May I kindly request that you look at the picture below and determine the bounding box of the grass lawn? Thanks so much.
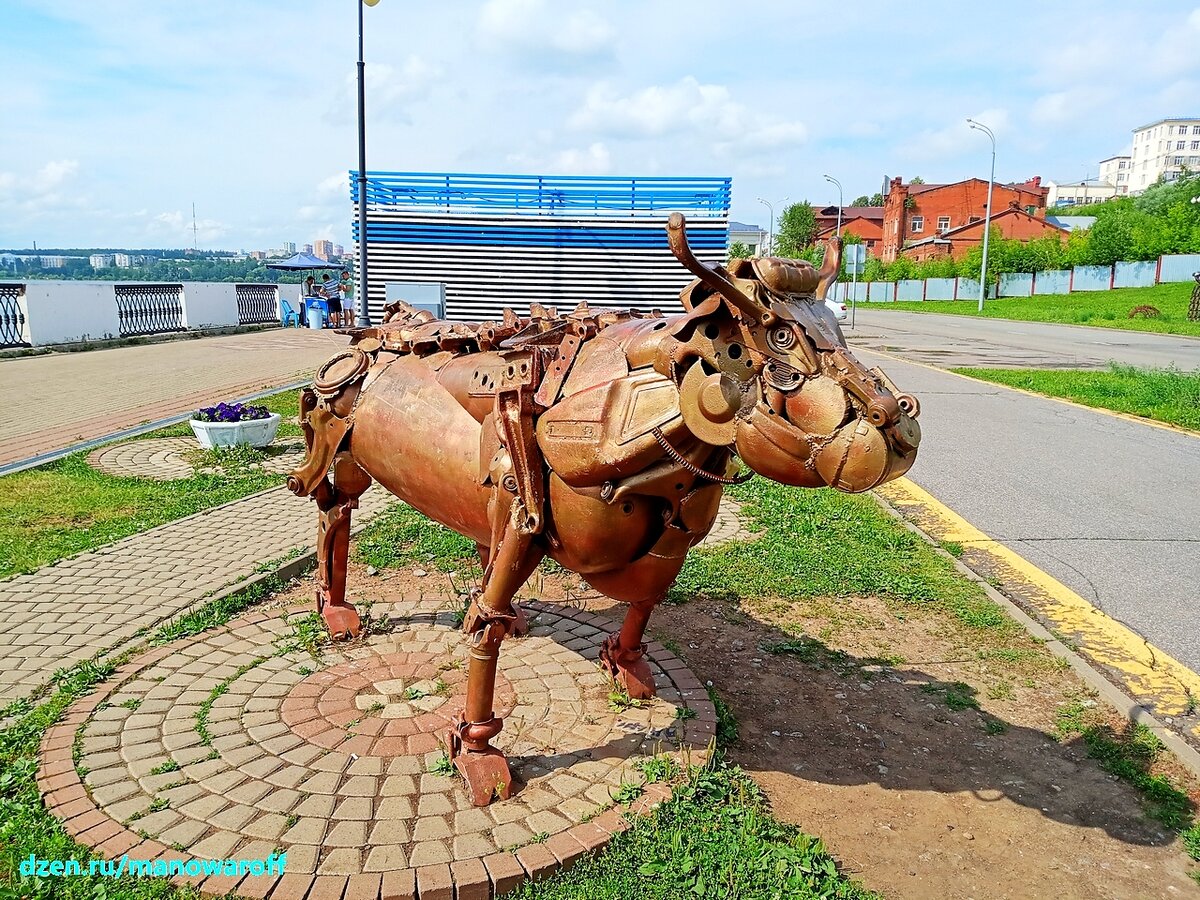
[0,388,302,578]
[877,282,1200,338]
[953,364,1200,431]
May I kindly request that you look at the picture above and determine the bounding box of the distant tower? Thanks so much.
[192,203,199,250]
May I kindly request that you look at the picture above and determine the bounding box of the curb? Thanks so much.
[868,490,1200,781]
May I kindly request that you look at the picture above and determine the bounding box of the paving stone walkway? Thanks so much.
[88,437,307,481]
[0,485,394,704]
[42,597,714,899]
[0,329,342,467]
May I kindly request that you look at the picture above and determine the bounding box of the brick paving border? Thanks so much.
[88,437,307,481]
[43,598,715,899]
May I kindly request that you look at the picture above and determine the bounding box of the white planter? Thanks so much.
[189,413,281,449]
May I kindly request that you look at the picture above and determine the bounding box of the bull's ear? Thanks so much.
[726,258,753,278]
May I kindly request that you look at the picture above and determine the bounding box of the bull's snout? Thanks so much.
[733,374,921,493]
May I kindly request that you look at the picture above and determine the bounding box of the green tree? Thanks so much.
[727,241,752,262]
[774,201,817,257]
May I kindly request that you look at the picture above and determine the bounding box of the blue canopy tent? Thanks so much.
[266,253,341,327]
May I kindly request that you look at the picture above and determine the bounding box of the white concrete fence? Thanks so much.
[0,281,303,348]
[836,252,1200,303]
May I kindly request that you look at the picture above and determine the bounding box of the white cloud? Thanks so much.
[478,0,615,59]
[329,57,441,125]
[570,77,807,159]
[149,210,228,243]
[508,142,612,175]
[895,109,1011,164]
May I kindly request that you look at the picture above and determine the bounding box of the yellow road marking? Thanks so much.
[857,345,1199,438]
[878,477,1200,732]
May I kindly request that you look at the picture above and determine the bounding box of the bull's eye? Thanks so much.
[767,326,795,352]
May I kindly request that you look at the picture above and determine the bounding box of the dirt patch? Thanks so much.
[283,560,1199,899]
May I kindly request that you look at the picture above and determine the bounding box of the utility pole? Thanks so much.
[355,0,382,328]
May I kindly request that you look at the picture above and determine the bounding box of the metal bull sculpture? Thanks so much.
[287,213,921,805]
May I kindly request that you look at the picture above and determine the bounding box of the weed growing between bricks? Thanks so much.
[0,573,301,899]
[503,754,878,900]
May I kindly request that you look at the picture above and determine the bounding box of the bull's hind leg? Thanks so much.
[314,452,372,639]
[599,602,658,701]
[451,500,544,806]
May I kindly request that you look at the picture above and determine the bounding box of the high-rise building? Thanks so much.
[333,244,345,259]
[284,242,296,253]
[313,240,334,261]
[1129,117,1200,192]
[114,253,135,267]
[303,243,313,255]
[89,254,114,268]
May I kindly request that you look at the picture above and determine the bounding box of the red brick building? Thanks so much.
[813,205,884,235]
[813,215,884,255]
[880,176,1049,262]
[902,203,1067,262]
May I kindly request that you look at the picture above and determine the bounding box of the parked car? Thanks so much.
[825,298,848,322]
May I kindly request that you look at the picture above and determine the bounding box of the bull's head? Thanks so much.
[663,213,920,493]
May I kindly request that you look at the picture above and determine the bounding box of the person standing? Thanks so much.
[320,273,343,327]
[340,270,355,324]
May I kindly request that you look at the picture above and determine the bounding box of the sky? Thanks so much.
[1,0,1198,251]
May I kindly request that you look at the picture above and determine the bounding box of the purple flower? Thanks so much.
[193,402,273,423]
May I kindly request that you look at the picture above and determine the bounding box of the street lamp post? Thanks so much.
[823,174,843,237]
[355,0,381,329]
[755,197,774,256]
[967,118,996,313]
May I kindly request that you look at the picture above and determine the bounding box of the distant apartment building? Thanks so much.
[40,256,67,268]
[333,244,345,259]
[728,221,767,255]
[1097,155,1132,195]
[1129,117,1200,192]
[1046,179,1119,207]
[303,243,313,255]
[880,176,1049,262]
[249,251,267,261]
[89,254,114,268]
[313,240,334,260]
[113,253,136,267]
[284,242,297,254]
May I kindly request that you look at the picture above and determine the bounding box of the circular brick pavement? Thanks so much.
[88,437,306,481]
[41,597,715,899]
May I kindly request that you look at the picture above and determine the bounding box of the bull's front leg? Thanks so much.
[314,452,372,639]
[450,494,544,806]
[600,602,657,700]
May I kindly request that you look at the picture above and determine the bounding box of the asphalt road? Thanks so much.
[850,343,1200,672]
[846,308,1200,370]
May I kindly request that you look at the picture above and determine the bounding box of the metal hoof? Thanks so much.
[599,634,657,700]
[320,601,361,640]
[452,746,514,806]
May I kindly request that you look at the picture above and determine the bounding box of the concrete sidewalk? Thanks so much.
[0,485,394,704]
[0,329,344,467]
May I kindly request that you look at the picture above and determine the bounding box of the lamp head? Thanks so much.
[363,0,382,6]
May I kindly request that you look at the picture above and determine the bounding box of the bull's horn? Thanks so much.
[667,213,774,325]
[816,235,843,301]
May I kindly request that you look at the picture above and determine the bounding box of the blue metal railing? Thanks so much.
[349,172,732,217]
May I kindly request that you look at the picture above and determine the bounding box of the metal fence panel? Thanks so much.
[1034,270,1070,295]
[0,284,29,348]
[956,278,981,300]
[924,278,956,300]
[842,282,868,303]
[867,282,893,302]
[235,284,280,324]
[113,284,185,337]
[1113,261,1156,289]
[1072,265,1112,291]
[1157,254,1200,283]
[896,280,924,301]
[999,273,1034,297]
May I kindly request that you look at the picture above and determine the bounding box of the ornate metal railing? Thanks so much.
[235,284,279,325]
[0,284,29,348]
[114,284,185,337]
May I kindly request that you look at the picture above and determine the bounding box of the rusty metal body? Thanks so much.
[288,214,921,805]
